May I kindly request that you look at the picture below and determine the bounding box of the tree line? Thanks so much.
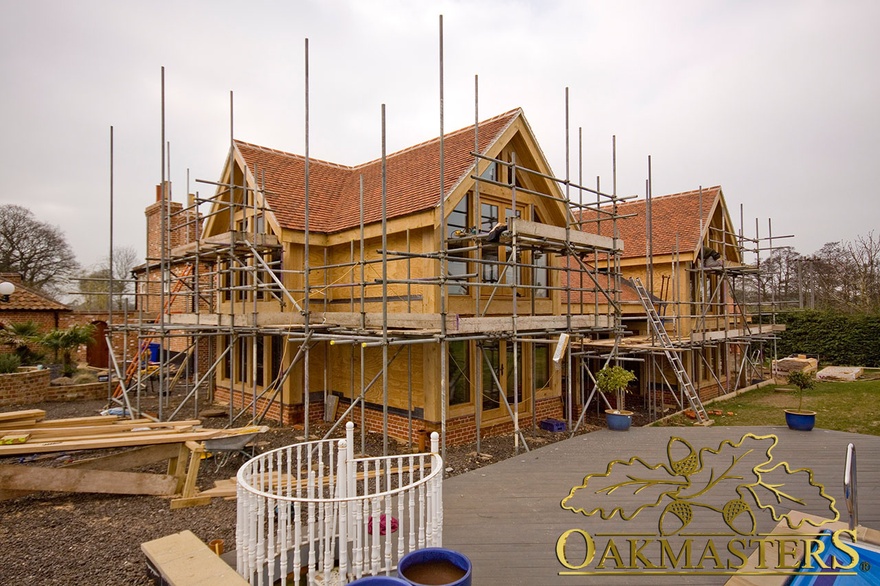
[747,231,880,315]
[0,204,136,309]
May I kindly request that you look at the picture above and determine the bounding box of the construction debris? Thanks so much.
[817,366,864,382]
[772,354,819,377]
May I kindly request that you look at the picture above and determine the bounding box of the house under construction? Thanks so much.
[572,186,785,427]
[116,105,784,452]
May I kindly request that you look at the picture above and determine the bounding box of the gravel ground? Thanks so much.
[0,393,613,585]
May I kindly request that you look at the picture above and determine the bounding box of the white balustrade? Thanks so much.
[236,422,443,585]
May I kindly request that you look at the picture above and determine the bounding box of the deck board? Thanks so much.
[442,426,880,585]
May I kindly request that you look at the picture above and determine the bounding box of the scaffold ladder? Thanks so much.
[632,277,709,423]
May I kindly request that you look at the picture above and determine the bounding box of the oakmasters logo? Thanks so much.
[555,433,858,578]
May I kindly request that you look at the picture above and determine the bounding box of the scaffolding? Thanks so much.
[103,23,788,458]
[105,56,632,464]
[571,184,791,424]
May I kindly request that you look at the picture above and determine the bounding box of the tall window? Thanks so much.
[255,336,265,387]
[220,335,231,379]
[447,195,469,295]
[235,337,247,383]
[534,345,550,390]
[448,341,470,405]
[220,260,232,301]
[270,335,284,387]
[481,203,499,283]
[534,251,549,298]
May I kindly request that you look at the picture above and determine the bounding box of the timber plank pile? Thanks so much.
[0,409,225,456]
[0,408,266,504]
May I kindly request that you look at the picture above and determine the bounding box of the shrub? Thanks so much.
[0,353,21,374]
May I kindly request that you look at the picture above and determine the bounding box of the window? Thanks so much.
[447,195,469,295]
[270,335,284,387]
[220,335,231,379]
[481,203,499,282]
[535,345,550,390]
[448,341,470,406]
[220,261,232,301]
[480,161,497,182]
[255,336,265,387]
[534,252,549,298]
[235,337,247,383]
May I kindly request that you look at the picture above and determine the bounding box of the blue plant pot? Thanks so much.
[398,547,472,586]
[785,410,816,431]
[605,409,633,431]
[349,576,411,585]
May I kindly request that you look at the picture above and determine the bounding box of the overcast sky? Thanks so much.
[1,0,877,271]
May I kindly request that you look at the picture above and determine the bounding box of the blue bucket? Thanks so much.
[398,547,472,586]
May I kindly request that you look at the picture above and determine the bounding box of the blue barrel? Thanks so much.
[148,343,161,362]
[398,548,472,586]
[349,577,410,585]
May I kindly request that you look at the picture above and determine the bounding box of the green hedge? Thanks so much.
[774,310,880,367]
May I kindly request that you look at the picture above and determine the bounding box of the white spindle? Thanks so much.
[236,434,442,585]
[307,470,316,585]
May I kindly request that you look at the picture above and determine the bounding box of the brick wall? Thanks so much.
[0,369,106,408]
[0,369,50,407]
[40,381,107,403]
[0,310,64,333]
[214,386,307,425]
[213,387,564,447]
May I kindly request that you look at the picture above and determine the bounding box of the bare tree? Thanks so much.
[760,246,801,309]
[0,204,78,295]
[842,231,880,312]
[76,245,139,310]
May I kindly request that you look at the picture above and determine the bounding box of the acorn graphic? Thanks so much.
[722,498,756,535]
[667,437,700,476]
[659,499,693,535]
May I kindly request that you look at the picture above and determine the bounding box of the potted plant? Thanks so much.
[596,365,637,431]
[784,369,816,431]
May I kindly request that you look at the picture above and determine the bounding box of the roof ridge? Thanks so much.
[234,108,523,172]
[233,140,356,171]
[599,186,722,209]
[351,107,522,170]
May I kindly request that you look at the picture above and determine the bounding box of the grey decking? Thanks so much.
[442,426,880,585]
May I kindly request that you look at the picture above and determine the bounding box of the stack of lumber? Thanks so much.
[0,408,270,501]
[0,409,226,457]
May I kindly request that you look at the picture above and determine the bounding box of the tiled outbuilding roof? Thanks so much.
[0,273,70,312]
[234,109,522,233]
[578,186,722,259]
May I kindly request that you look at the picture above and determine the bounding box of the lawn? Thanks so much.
[652,370,880,435]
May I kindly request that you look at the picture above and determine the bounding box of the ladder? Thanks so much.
[113,263,194,399]
[632,277,709,423]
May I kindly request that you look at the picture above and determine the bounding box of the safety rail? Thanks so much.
[236,422,443,585]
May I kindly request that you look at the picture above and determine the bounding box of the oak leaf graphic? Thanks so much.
[560,433,839,535]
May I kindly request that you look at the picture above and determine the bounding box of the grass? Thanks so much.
[652,370,880,435]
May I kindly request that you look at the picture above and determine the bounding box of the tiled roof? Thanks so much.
[578,186,722,259]
[0,273,70,312]
[234,109,522,233]
[561,268,652,308]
